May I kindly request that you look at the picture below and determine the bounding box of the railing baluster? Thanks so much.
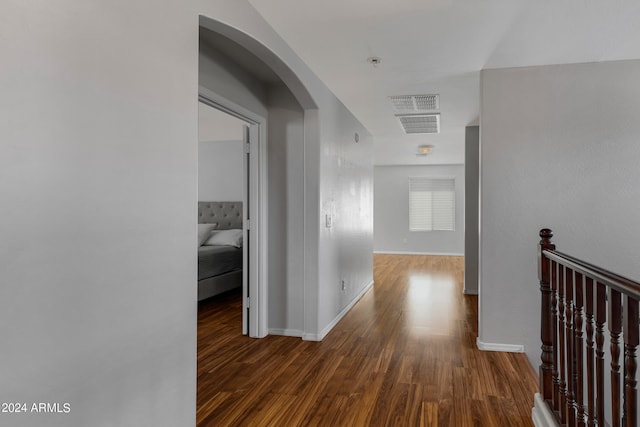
[552,260,561,414]
[559,264,568,424]
[566,267,576,426]
[596,282,606,427]
[623,296,639,427]
[574,271,585,427]
[585,276,596,427]
[610,289,622,427]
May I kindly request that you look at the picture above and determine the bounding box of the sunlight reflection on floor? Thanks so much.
[406,273,457,337]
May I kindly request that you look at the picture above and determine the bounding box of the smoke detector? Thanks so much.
[367,56,382,66]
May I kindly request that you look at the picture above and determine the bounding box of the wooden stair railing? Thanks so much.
[539,229,640,427]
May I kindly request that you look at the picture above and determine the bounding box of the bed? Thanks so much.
[197,201,243,301]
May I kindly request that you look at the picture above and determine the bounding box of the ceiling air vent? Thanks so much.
[389,94,439,113]
[397,114,440,134]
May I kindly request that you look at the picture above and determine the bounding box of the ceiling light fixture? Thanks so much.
[416,145,434,156]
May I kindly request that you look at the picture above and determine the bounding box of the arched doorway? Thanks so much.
[198,16,318,338]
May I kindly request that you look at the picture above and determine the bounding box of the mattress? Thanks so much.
[198,245,243,281]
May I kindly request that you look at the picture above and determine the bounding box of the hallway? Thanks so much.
[197,254,538,426]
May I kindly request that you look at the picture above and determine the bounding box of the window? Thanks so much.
[409,177,455,231]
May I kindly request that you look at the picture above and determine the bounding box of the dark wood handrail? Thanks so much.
[543,249,640,299]
[538,228,640,427]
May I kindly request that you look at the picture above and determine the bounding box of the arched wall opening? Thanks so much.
[198,15,319,337]
[199,15,318,111]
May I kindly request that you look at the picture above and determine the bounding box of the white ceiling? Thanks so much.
[248,0,640,165]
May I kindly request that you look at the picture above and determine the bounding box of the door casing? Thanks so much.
[199,88,268,338]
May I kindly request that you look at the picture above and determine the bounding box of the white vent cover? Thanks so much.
[389,94,439,113]
[398,114,440,134]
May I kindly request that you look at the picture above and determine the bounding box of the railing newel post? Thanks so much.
[539,228,556,405]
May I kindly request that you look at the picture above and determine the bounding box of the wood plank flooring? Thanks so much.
[197,254,539,426]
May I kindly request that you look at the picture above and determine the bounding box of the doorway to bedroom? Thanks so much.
[197,98,261,336]
[197,17,313,343]
[197,100,245,330]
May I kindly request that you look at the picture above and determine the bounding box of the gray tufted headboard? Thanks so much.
[198,201,243,230]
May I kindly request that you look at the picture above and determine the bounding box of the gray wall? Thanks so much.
[317,105,374,336]
[374,164,465,255]
[198,141,243,202]
[480,59,640,367]
[0,1,374,425]
[266,84,305,334]
[464,126,480,294]
[199,41,268,117]
[0,1,199,426]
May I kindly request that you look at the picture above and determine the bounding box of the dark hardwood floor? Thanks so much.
[197,254,539,426]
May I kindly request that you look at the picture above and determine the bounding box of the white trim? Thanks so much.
[477,107,484,358]
[303,280,375,342]
[269,329,303,338]
[532,393,559,427]
[301,332,321,341]
[302,109,320,343]
[476,338,525,353]
[463,277,479,295]
[198,88,261,126]
[375,163,465,167]
[198,87,268,339]
[255,121,269,339]
[373,251,464,256]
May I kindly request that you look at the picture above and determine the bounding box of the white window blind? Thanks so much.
[409,177,455,231]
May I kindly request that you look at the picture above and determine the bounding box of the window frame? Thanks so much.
[408,177,456,232]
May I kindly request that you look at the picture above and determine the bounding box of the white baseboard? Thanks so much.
[532,393,559,427]
[301,332,321,341]
[269,328,303,338]
[476,337,525,353]
[303,279,375,342]
[374,251,464,256]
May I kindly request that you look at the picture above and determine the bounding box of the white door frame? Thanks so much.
[198,87,268,338]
